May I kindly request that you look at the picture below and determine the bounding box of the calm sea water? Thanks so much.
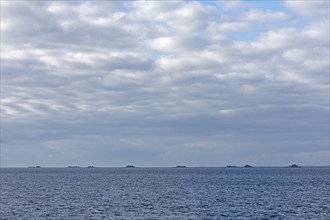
[0,167,329,219]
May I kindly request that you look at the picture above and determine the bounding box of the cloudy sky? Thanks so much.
[1,0,329,167]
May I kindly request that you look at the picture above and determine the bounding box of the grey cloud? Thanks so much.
[1,1,329,167]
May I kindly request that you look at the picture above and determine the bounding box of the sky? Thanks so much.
[1,0,329,167]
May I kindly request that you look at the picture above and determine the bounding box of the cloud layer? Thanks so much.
[1,0,329,167]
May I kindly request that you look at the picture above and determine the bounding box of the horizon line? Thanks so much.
[1,165,329,168]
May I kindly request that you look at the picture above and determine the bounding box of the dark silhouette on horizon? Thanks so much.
[175,165,187,168]
[288,164,301,168]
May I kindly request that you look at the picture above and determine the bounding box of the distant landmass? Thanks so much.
[175,165,187,168]
[226,165,253,168]
[288,164,301,168]
[23,164,310,169]
[67,166,80,168]
[28,166,41,168]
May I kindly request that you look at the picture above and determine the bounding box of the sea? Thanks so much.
[0,167,329,219]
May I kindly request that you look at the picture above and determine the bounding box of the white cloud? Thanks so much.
[208,21,250,33]
[245,9,288,21]
[132,1,214,33]
[220,1,244,10]
[252,28,300,50]
[149,37,177,51]
[302,20,329,43]
[1,1,329,166]
[284,0,329,16]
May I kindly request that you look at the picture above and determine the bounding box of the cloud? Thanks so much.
[245,9,288,22]
[220,1,244,10]
[1,1,329,167]
[284,0,329,16]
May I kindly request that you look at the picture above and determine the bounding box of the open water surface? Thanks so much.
[0,167,329,219]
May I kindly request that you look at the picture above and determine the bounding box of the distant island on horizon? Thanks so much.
[17,164,330,169]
